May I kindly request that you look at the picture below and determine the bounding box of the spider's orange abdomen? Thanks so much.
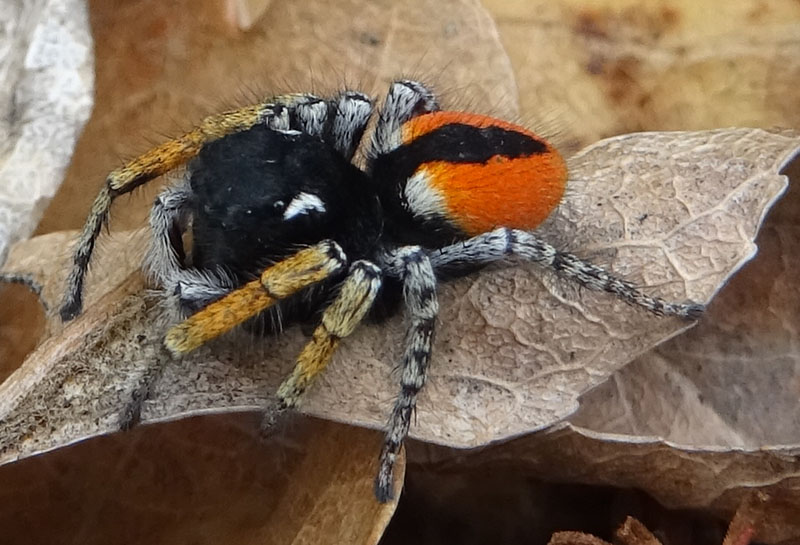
[399,111,567,236]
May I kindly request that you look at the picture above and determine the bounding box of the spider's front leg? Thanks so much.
[375,246,439,501]
[430,227,704,319]
[276,260,382,408]
[164,241,347,354]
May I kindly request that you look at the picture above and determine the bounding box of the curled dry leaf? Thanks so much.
[548,531,613,545]
[545,499,763,545]
[614,517,662,545]
[545,517,662,545]
[434,423,800,545]
[471,1,800,542]
[537,155,800,545]
[0,128,794,467]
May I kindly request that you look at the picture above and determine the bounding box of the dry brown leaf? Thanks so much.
[572,162,800,446]
[0,0,93,260]
[722,494,767,545]
[545,509,759,545]
[2,1,799,541]
[427,422,800,545]
[485,0,800,148]
[549,531,614,545]
[545,517,661,545]
[615,517,662,545]
[513,160,800,545]
[0,415,403,545]
[1,128,794,468]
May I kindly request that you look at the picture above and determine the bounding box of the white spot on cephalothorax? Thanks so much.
[403,169,447,220]
[274,128,302,136]
[283,192,326,220]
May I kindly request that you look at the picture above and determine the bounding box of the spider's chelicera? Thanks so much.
[60,80,703,501]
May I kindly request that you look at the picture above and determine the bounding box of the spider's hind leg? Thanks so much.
[375,246,438,501]
[430,227,704,319]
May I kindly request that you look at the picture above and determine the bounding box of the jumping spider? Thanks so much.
[61,80,703,501]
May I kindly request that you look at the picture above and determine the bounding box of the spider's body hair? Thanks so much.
[62,80,705,503]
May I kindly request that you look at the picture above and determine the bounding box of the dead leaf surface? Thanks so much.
[0,0,93,260]
[496,152,800,545]
[486,0,800,149]
[546,507,763,545]
[572,162,800,448]
[458,3,800,541]
[3,1,798,544]
[1,128,794,467]
[0,415,402,545]
[407,424,795,543]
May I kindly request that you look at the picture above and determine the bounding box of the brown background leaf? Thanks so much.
[0,415,403,545]
[486,0,800,148]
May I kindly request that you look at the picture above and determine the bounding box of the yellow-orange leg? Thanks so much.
[164,241,346,355]
[59,95,314,321]
[277,260,382,407]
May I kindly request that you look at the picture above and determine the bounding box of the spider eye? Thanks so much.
[282,192,326,220]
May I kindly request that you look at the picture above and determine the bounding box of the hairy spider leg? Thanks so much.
[145,180,236,314]
[288,90,373,160]
[375,246,438,501]
[164,240,347,354]
[429,227,704,319]
[277,260,382,407]
[145,179,193,287]
[60,93,326,322]
[328,91,373,160]
[371,80,440,158]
